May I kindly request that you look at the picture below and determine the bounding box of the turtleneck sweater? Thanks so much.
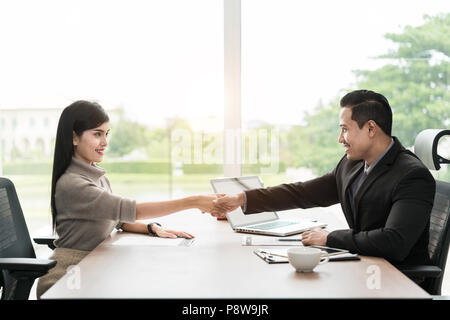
[54,157,136,251]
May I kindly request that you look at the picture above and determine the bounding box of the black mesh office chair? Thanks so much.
[0,177,56,300]
[398,129,450,296]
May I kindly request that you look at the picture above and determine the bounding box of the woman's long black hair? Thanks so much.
[51,100,109,232]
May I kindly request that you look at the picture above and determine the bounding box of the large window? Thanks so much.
[0,0,224,234]
[1,0,448,222]
[241,0,449,183]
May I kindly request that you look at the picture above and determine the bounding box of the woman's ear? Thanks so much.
[73,131,79,147]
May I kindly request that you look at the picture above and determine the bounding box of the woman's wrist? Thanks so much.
[186,195,200,209]
[147,222,161,236]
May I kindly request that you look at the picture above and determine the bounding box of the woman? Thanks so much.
[37,100,217,298]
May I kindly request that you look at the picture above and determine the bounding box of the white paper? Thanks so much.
[241,235,303,246]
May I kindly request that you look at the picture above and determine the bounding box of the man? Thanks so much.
[211,89,436,266]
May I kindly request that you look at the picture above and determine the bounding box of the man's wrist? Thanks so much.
[238,192,245,208]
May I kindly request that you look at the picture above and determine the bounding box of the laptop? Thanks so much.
[210,176,327,236]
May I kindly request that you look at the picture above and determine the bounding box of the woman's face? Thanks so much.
[73,122,110,164]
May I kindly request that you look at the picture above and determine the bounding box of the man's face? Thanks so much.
[338,107,371,161]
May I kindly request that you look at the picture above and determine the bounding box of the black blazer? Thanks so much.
[244,137,436,265]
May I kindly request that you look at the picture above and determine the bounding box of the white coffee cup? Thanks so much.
[287,247,329,272]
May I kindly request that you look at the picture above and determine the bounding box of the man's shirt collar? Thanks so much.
[364,138,394,175]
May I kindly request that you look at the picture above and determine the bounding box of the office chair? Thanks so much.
[33,237,57,250]
[398,129,450,296]
[0,177,57,300]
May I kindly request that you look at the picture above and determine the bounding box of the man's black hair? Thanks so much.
[340,89,392,136]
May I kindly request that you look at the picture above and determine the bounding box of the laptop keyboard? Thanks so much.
[246,220,297,230]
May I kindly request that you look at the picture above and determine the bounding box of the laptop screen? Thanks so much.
[210,176,278,228]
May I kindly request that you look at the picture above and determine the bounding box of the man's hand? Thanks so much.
[195,194,225,213]
[208,193,245,218]
[301,228,329,246]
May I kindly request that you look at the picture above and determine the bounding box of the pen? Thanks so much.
[278,239,302,242]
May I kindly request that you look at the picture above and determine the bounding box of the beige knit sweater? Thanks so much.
[54,156,136,251]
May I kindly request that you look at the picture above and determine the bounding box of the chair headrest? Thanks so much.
[414,129,450,170]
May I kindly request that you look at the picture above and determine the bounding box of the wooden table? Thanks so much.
[41,208,430,299]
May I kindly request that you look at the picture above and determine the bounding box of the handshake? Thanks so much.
[195,193,246,218]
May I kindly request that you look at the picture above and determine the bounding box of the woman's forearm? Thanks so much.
[135,196,198,220]
[121,221,148,234]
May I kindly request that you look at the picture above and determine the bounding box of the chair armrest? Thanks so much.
[33,237,57,250]
[0,258,57,273]
[397,265,442,278]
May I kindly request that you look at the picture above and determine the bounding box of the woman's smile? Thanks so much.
[95,148,105,156]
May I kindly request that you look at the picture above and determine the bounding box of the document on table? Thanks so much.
[111,235,194,247]
[254,248,289,263]
[254,247,360,264]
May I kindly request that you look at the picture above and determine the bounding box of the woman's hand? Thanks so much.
[210,193,244,218]
[151,224,194,239]
[194,194,225,213]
